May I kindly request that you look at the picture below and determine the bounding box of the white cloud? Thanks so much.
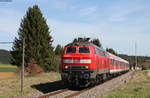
[108,1,148,22]
[0,8,22,50]
[47,17,150,56]
[0,8,21,33]
[49,0,77,11]
[47,19,100,45]
[79,6,98,17]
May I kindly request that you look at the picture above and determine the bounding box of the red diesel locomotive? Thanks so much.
[61,42,129,87]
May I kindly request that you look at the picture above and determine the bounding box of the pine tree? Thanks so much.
[11,5,54,72]
[106,48,117,56]
[54,44,63,55]
[90,38,102,47]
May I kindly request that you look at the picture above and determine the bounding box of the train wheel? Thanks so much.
[96,75,99,85]
[90,79,96,87]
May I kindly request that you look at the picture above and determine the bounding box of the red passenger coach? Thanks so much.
[108,53,129,74]
[60,42,129,87]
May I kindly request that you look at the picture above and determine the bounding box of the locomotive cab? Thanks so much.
[61,42,97,87]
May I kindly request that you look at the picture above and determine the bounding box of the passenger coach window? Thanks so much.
[66,47,76,53]
[79,47,90,53]
[94,47,106,57]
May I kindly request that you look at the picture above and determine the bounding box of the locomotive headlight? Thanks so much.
[85,66,89,69]
[80,59,91,63]
[65,65,68,69]
[63,59,73,63]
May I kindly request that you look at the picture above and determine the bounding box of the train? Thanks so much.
[60,41,129,87]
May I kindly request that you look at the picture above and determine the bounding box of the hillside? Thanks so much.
[0,49,11,64]
[119,54,150,62]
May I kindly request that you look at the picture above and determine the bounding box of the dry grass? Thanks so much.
[0,64,17,68]
[0,72,17,79]
[0,72,61,98]
[146,70,150,77]
[103,71,150,98]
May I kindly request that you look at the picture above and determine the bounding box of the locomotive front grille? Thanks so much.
[68,65,87,70]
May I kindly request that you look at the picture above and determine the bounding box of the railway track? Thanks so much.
[39,89,69,98]
[38,71,133,98]
[38,87,89,98]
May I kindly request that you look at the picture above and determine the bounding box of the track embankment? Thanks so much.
[75,71,133,98]
[38,71,133,98]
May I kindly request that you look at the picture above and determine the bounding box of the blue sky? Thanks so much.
[0,0,150,56]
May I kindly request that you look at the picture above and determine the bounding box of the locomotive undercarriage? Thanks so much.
[61,70,110,87]
[61,70,129,87]
[61,68,129,87]
[61,70,96,87]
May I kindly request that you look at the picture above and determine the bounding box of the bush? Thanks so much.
[52,55,61,72]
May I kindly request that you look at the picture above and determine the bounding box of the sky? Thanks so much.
[0,0,150,56]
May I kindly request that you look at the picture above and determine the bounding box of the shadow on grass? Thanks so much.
[31,80,86,94]
[31,80,67,94]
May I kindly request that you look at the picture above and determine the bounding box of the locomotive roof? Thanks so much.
[108,52,129,64]
[66,42,128,63]
[66,42,104,49]
[67,42,95,46]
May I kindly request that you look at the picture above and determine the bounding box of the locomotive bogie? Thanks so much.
[61,70,97,87]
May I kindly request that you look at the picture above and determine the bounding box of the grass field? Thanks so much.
[0,72,61,98]
[102,71,150,98]
[0,64,18,72]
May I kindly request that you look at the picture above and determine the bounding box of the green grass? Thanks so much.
[0,68,18,72]
[102,71,150,98]
[0,64,13,66]
[0,64,18,72]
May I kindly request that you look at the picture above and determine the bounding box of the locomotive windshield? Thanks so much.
[79,47,90,53]
[66,47,76,53]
